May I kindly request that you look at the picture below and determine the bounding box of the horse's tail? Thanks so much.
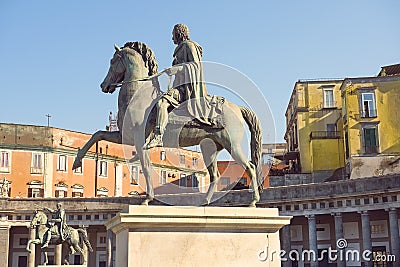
[240,106,263,192]
[77,227,93,252]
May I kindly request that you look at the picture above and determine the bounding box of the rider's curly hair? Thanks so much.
[173,24,190,42]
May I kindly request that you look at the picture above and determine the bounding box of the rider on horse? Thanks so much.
[41,202,68,248]
[144,24,217,149]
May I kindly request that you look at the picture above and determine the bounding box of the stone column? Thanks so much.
[55,243,62,265]
[389,208,400,267]
[107,229,113,267]
[0,225,11,267]
[334,213,345,267]
[280,225,291,267]
[361,211,373,267]
[28,226,36,267]
[307,215,318,267]
[82,235,88,265]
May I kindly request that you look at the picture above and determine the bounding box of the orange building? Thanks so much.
[217,161,270,190]
[0,123,207,199]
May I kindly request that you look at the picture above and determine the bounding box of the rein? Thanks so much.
[110,68,170,89]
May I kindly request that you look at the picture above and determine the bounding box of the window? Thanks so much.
[99,160,108,177]
[180,155,185,165]
[19,238,28,246]
[187,174,198,188]
[57,155,67,172]
[238,177,247,185]
[160,170,167,185]
[71,184,84,197]
[192,157,198,166]
[179,173,186,187]
[363,126,379,153]
[97,234,107,247]
[360,92,377,118]
[323,88,335,108]
[97,187,108,197]
[73,160,83,174]
[27,180,43,198]
[0,151,10,172]
[28,188,42,198]
[130,166,139,185]
[74,255,81,265]
[31,153,43,174]
[220,177,230,186]
[55,190,67,198]
[160,151,166,161]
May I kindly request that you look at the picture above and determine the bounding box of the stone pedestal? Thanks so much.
[105,205,291,267]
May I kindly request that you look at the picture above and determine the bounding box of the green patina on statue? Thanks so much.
[72,24,263,207]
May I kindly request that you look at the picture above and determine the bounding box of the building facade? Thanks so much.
[0,123,208,267]
[284,79,345,182]
[341,74,400,178]
[0,123,207,199]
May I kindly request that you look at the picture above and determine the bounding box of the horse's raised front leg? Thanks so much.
[72,131,121,170]
[26,238,40,253]
[200,139,223,206]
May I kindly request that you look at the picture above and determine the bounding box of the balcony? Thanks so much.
[310,131,341,140]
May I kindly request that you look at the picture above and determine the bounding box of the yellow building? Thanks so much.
[285,79,345,182]
[341,64,400,178]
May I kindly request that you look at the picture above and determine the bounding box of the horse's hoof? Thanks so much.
[201,200,210,207]
[249,200,257,208]
[141,198,153,206]
[72,157,82,170]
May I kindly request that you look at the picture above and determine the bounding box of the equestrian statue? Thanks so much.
[72,24,263,207]
[26,204,93,265]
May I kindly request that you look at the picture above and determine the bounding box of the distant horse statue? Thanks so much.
[26,210,93,265]
[72,41,263,207]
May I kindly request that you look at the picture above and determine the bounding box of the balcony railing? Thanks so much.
[360,109,377,118]
[310,131,341,140]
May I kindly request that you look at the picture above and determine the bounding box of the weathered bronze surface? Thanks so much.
[73,24,263,207]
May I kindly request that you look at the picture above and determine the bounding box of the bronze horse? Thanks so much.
[72,42,263,206]
[26,210,93,265]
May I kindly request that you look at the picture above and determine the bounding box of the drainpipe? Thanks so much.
[95,142,98,197]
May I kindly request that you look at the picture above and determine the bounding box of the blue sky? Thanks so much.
[0,1,399,143]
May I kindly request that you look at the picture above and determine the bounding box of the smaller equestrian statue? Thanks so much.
[26,204,93,265]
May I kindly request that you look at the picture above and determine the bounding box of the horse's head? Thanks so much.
[31,210,47,228]
[100,44,126,94]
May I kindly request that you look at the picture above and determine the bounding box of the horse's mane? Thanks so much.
[123,41,158,76]
[123,42,161,90]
